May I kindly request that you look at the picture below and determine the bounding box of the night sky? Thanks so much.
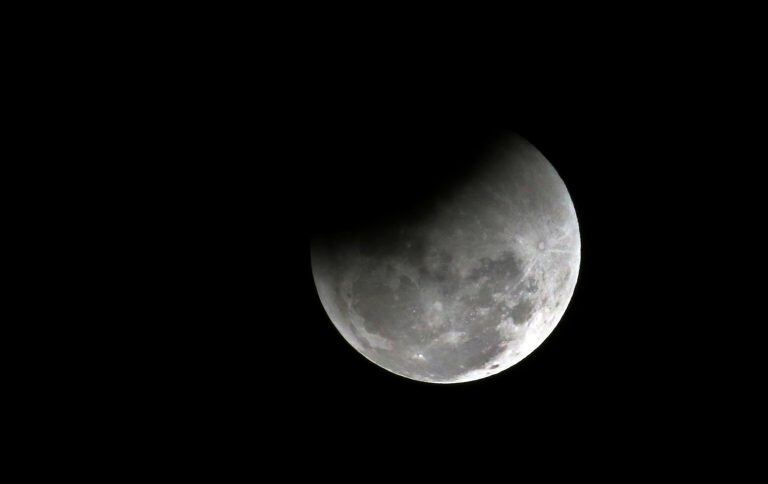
[134,40,748,456]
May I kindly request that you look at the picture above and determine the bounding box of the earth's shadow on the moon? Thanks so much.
[309,126,518,240]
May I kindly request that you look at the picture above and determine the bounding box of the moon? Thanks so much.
[311,134,580,383]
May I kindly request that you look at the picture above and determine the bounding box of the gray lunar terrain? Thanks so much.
[311,135,580,383]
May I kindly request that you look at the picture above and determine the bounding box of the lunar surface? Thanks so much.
[311,134,580,383]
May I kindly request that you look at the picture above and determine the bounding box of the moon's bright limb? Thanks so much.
[311,134,580,383]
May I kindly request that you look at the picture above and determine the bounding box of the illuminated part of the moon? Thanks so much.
[311,134,580,383]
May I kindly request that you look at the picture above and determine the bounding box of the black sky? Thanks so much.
[130,25,760,455]
[183,74,711,437]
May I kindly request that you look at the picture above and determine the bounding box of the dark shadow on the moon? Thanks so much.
[307,126,519,241]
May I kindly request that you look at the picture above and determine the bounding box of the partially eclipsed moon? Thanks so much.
[311,134,580,383]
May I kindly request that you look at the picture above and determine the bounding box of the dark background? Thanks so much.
[122,24,760,457]
[13,6,761,474]
[175,74,716,442]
